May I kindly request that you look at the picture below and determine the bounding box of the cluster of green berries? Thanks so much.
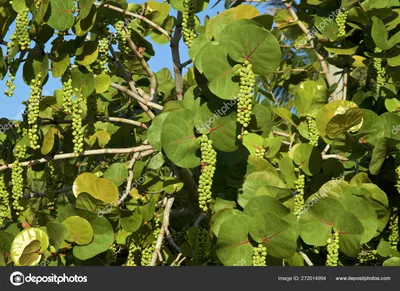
[335,9,348,37]
[182,0,197,48]
[126,241,140,266]
[34,0,42,10]
[15,8,30,50]
[388,207,399,250]
[27,73,42,150]
[140,218,161,266]
[104,243,118,266]
[306,113,319,146]
[72,89,84,157]
[98,37,109,74]
[293,168,305,218]
[357,249,377,265]
[236,60,255,139]
[255,147,266,158]
[192,227,211,265]
[61,71,73,114]
[197,134,217,212]
[115,21,129,57]
[326,231,340,266]
[373,47,385,95]
[312,246,320,254]
[4,72,16,97]
[0,172,11,227]
[252,244,267,266]
[12,145,27,215]
[396,166,400,194]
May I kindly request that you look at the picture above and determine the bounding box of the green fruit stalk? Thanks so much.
[252,244,267,266]
[182,0,197,48]
[326,231,340,266]
[388,207,399,250]
[27,73,42,150]
[0,171,11,227]
[197,134,217,212]
[306,113,319,146]
[72,88,85,157]
[11,145,27,215]
[336,9,348,37]
[294,168,305,218]
[237,60,255,139]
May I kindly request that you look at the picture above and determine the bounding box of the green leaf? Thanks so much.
[294,80,327,115]
[249,212,298,259]
[336,210,364,258]
[325,107,364,138]
[293,143,322,176]
[219,19,282,75]
[299,197,343,246]
[215,215,253,266]
[46,222,68,251]
[148,113,169,151]
[383,257,400,266]
[73,173,119,204]
[120,209,143,233]
[94,74,111,93]
[11,228,49,266]
[371,16,389,50]
[62,216,94,245]
[160,109,201,168]
[48,0,75,31]
[71,66,95,97]
[195,43,239,99]
[104,163,128,187]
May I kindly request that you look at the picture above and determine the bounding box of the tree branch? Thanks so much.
[42,116,148,129]
[298,251,314,266]
[94,2,171,40]
[0,145,155,172]
[150,197,175,266]
[124,28,158,104]
[281,1,334,92]
[170,11,184,101]
[111,82,163,111]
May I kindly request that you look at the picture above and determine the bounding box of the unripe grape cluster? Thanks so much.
[115,21,129,57]
[0,172,11,227]
[34,0,42,10]
[236,60,255,139]
[12,145,27,215]
[374,47,385,95]
[27,73,42,150]
[182,0,197,48]
[357,249,377,265]
[396,166,400,194]
[293,168,305,218]
[388,207,399,250]
[335,9,348,37]
[105,243,118,266]
[326,231,340,266]
[306,113,319,146]
[197,134,217,212]
[5,72,16,97]
[16,8,30,50]
[62,71,73,114]
[126,241,140,266]
[72,89,84,157]
[140,218,161,266]
[252,244,267,266]
[98,37,109,74]
[255,147,266,158]
[192,227,211,265]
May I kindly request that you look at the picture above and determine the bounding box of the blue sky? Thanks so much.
[0,1,262,119]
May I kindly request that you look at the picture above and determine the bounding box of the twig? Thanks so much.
[42,116,148,129]
[322,154,349,161]
[194,212,206,227]
[289,133,296,150]
[170,11,184,100]
[150,197,175,266]
[164,225,181,252]
[171,253,184,266]
[22,186,72,198]
[298,251,314,266]
[94,2,171,40]
[322,144,330,155]
[272,131,290,138]
[0,145,155,172]
[124,28,158,104]
[181,59,193,68]
[170,207,194,216]
[281,1,334,92]
[111,82,163,111]
[343,71,348,100]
